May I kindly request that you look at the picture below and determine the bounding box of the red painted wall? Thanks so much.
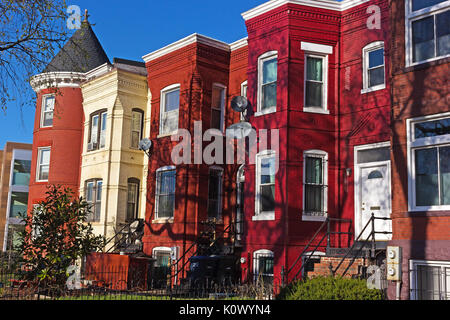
[28,87,84,213]
[241,0,390,283]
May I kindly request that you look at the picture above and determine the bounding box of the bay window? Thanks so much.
[41,95,55,128]
[85,179,102,222]
[155,166,176,220]
[254,150,276,220]
[160,84,180,136]
[131,109,144,149]
[88,110,107,151]
[257,51,278,115]
[408,113,450,210]
[406,0,450,65]
[211,84,226,131]
[207,167,223,219]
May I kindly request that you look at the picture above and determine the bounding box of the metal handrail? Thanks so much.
[104,219,143,253]
[285,217,353,283]
[333,213,392,277]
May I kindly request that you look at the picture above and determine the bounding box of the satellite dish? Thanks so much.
[226,122,254,140]
[231,96,249,113]
[138,138,152,152]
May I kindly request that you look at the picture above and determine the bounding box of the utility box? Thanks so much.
[386,246,402,281]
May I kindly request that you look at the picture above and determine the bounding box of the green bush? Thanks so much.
[277,276,384,300]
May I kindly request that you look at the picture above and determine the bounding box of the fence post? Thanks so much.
[371,213,376,258]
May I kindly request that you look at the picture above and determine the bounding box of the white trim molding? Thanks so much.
[230,37,248,51]
[301,42,333,55]
[242,0,370,21]
[409,259,450,300]
[30,72,86,93]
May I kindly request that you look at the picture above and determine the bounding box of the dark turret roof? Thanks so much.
[44,17,110,73]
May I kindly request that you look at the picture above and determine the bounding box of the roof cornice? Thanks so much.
[241,0,370,21]
[142,33,231,63]
[230,37,248,51]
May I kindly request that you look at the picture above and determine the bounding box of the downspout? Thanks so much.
[284,27,291,283]
[337,14,342,241]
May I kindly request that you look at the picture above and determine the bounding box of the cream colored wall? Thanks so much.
[80,68,150,245]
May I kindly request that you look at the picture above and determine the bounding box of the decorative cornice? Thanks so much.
[30,72,86,93]
[241,0,370,21]
[230,37,248,51]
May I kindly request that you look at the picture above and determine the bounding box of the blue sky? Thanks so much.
[0,0,264,147]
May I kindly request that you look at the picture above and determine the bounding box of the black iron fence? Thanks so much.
[0,253,279,301]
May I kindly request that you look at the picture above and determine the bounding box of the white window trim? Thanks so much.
[159,84,180,137]
[36,147,51,182]
[405,0,450,67]
[253,249,274,280]
[302,150,328,222]
[154,165,176,222]
[40,94,55,128]
[207,166,224,220]
[410,259,450,300]
[407,112,450,212]
[211,83,227,132]
[256,51,278,117]
[254,150,276,221]
[361,41,386,93]
[303,51,330,114]
[240,81,248,121]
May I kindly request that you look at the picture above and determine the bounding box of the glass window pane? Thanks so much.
[305,185,324,214]
[305,81,323,107]
[161,111,179,134]
[306,57,323,81]
[415,117,450,139]
[165,89,180,112]
[39,165,49,181]
[417,265,441,300]
[91,115,99,143]
[440,146,450,205]
[9,192,28,218]
[132,112,142,131]
[211,108,222,130]
[44,96,55,111]
[86,182,94,202]
[369,48,384,68]
[357,147,391,164]
[261,157,276,184]
[261,185,275,212]
[262,83,277,110]
[415,148,439,206]
[305,157,323,184]
[436,10,450,57]
[412,0,446,11]
[412,16,436,62]
[263,58,277,84]
[369,66,385,87]
[96,181,103,201]
[43,112,53,127]
[40,149,50,165]
[158,194,175,218]
[13,160,31,186]
[212,87,224,110]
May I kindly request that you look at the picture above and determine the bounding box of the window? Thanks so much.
[9,192,28,218]
[410,260,450,300]
[253,250,274,284]
[152,247,174,285]
[127,178,140,222]
[155,167,176,220]
[303,150,328,221]
[85,179,102,222]
[160,84,180,136]
[12,159,31,186]
[88,110,107,151]
[301,41,332,113]
[41,95,54,128]
[211,84,226,131]
[254,151,276,220]
[131,109,144,149]
[257,51,278,115]
[408,113,450,210]
[362,42,386,92]
[406,0,450,65]
[305,55,326,109]
[36,147,51,182]
[207,167,223,219]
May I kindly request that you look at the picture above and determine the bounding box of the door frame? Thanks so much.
[354,142,392,240]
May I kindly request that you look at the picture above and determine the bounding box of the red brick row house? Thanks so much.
[26,0,449,299]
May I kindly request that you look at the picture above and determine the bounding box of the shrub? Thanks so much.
[277,276,384,300]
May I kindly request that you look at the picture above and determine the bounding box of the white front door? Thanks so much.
[357,162,392,241]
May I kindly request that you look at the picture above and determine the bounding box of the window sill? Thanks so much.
[254,107,276,117]
[302,215,327,222]
[303,107,330,115]
[152,217,174,224]
[252,212,275,221]
[361,85,386,94]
